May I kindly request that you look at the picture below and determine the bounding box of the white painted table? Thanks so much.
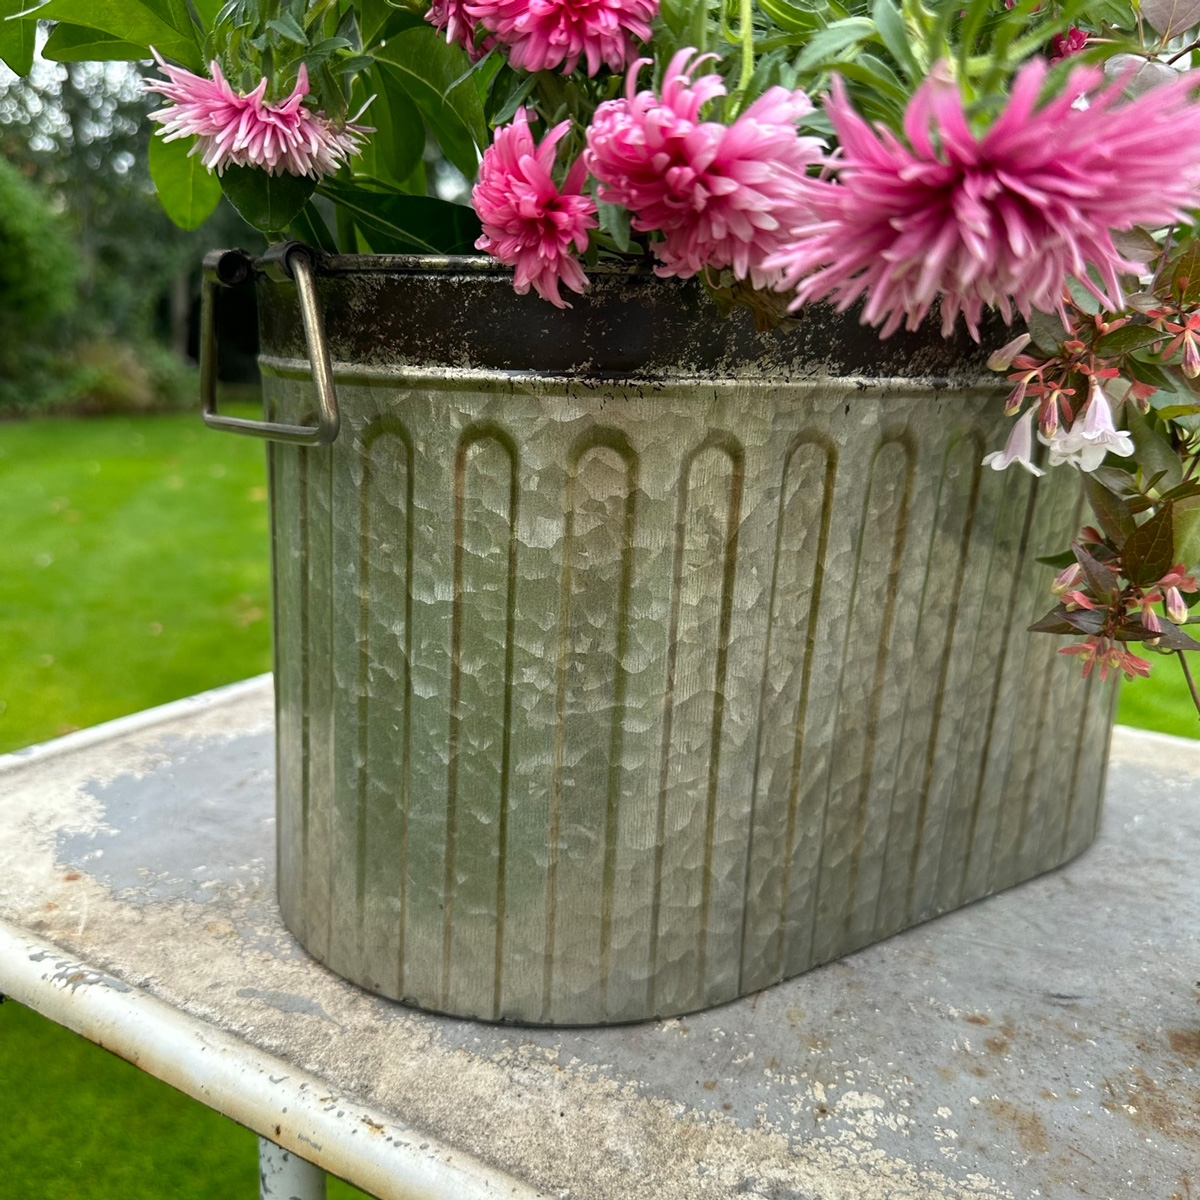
[1,676,1197,1199]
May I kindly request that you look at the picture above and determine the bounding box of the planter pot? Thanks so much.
[214,250,1116,1026]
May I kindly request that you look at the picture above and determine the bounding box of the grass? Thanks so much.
[0,406,1197,1199]
[0,406,273,754]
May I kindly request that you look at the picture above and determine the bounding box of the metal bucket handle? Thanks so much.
[199,242,340,446]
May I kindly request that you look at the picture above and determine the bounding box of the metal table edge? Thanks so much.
[0,675,274,777]
[0,917,547,1200]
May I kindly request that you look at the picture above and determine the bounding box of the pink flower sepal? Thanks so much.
[1060,637,1152,681]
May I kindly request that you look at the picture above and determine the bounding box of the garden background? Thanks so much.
[0,46,1189,1200]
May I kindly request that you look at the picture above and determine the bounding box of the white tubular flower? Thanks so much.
[1042,378,1134,472]
[982,407,1045,476]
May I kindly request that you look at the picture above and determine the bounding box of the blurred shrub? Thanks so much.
[0,155,76,344]
[57,339,198,414]
[0,58,261,416]
[0,339,197,416]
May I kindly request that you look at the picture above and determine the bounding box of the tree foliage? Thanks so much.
[0,153,76,340]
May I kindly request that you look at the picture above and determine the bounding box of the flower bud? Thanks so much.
[1004,378,1028,415]
[1141,602,1162,633]
[988,333,1032,372]
[1051,563,1082,595]
[1166,585,1188,625]
[1039,400,1059,438]
[1184,334,1200,380]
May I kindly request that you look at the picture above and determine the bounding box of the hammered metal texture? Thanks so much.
[258,258,1116,1026]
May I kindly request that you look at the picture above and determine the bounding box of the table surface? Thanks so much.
[1,676,1197,1200]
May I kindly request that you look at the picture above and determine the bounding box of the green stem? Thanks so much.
[738,0,755,95]
[334,165,355,252]
[1179,651,1200,722]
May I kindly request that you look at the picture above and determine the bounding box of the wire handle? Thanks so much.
[199,242,340,446]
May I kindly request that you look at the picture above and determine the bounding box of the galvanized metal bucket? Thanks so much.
[202,246,1116,1026]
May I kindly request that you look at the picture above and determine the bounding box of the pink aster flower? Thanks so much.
[584,50,823,288]
[146,53,367,178]
[766,59,1200,338]
[472,109,598,307]
[426,0,496,59]
[467,0,658,75]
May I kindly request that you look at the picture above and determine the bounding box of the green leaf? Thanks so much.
[1089,465,1141,497]
[42,23,150,61]
[794,17,877,72]
[1123,504,1177,587]
[354,65,425,187]
[1174,496,1200,570]
[148,134,222,230]
[1026,308,1070,355]
[267,12,307,43]
[596,199,631,253]
[288,201,339,253]
[1084,473,1137,546]
[487,66,538,127]
[1126,405,1184,492]
[1127,357,1172,389]
[872,0,919,78]
[31,0,203,69]
[191,0,224,31]
[1154,403,1200,419]
[221,166,317,233]
[1093,324,1168,356]
[1158,477,1200,502]
[1036,550,1079,569]
[759,0,823,33]
[1169,239,1200,304]
[0,0,36,73]
[361,3,426,47]
[374,28,486,181]
[319,178,481,253]
[1111,226,1162,265]
[831,56,908,103]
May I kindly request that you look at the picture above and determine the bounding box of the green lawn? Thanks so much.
[0,408,1196,1200]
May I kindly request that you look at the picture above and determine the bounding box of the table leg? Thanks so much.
[259,1136,327,1200]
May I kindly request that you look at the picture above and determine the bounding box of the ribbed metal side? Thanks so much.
[264,364,1114,1026]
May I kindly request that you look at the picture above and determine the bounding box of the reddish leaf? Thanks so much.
[1029,606,1106,636]
[1072,541,1120,604]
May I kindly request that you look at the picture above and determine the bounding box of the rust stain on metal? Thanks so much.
[1167,1028,1200,1068]
[983,1099,1050,1155]
[1102,1067,1200,1148]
